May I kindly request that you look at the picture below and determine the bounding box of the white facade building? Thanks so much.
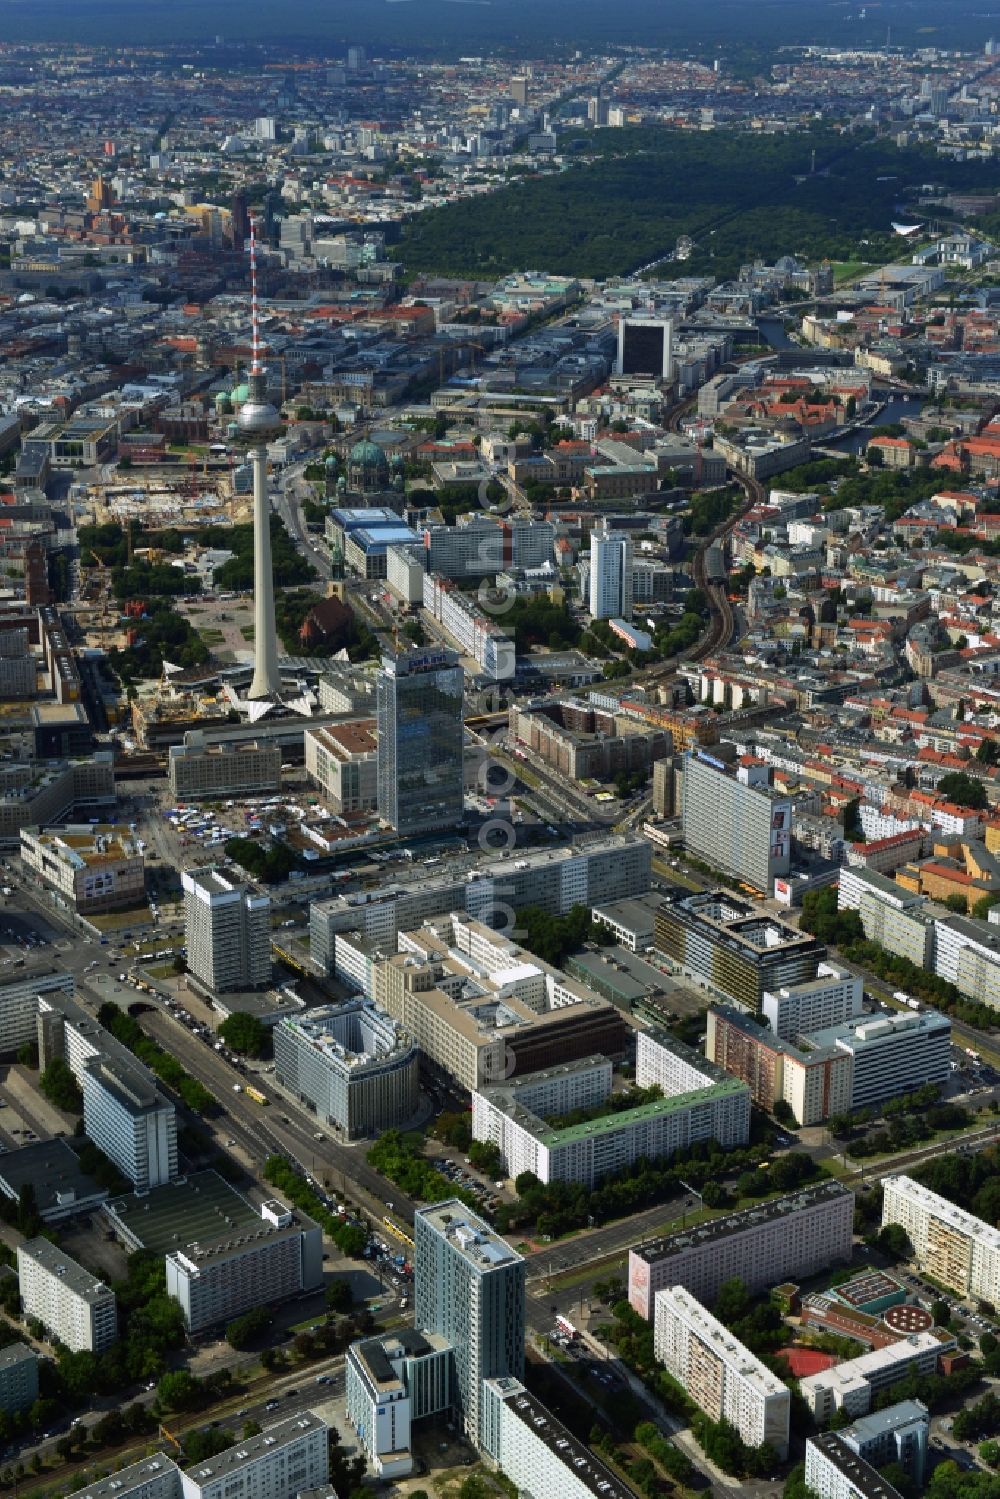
[761,964,863,1041]
[654,1286,790,1457]
[799,1332,946,1421]
[165,1201,323,1333]
[805,1010,950,1113]
[17,1238,117,1353]
[81,1057,178,1193]
[64,1456,182,1499]
[422,573,516,680]
[481,1376,637,1499]
[178,1413,328,1499]
[881,1174,1000,1304]
[0,965,73,1056]
[629,1181,854,1320]
[805,1433,905,1499]
[589,523,633,620]
[182,869,271,993]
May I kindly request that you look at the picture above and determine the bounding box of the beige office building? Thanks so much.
[304,720,378,813]
[168,732,281,801]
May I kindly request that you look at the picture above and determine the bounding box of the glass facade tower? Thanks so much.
[376,647,464,837]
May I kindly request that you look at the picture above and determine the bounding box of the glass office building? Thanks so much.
[376,647,464,837]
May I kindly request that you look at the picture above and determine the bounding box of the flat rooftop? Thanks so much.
[185,1413,325,1484]
[634,1180,852,1265]
[809,1432,906,1499]
[486,1378,636,1499]
[0,1139,108,1220]
[19,1238,112,1304]
[417,1200,523,1271]
[102,1169,261,1254]
[64,1455,179,1499]
[884,1175,1000,1253]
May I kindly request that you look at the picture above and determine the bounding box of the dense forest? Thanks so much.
[401,128,992,282]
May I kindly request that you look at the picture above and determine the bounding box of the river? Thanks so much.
[823,392,923,455]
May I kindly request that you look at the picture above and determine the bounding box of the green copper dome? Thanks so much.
[350,437,385,465]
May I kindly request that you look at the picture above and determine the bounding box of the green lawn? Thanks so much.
[830,259,873,284]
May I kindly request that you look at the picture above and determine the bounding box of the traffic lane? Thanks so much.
[139,1009,418,1225]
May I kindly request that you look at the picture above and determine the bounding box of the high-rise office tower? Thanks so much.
[682,751,792,895]
[376,647,464,837]
[182,868,272,993]
[230,191,250,248]
[239,217,284,701]
[347,45,367,72]
[414,1201,525,1443]
[589,521,633,620]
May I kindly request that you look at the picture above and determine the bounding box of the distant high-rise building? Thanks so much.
[616,316,673,380]
[510,76,529,107]
[86,175,113,213]
[414,1200,525,1443]
[681,751,792,895]
[589,521,633,620]
[347,44,367,72]
[376,647,464,838]
[230,191,249,248]
[182,869,271,993]
[587,94,609,126]
[255,117,276,141]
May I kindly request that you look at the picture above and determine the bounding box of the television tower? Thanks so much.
[239,216,284,701]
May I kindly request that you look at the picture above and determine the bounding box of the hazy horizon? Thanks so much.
[0,0,992,52]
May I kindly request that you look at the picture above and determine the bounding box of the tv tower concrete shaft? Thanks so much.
[239,216,284,701]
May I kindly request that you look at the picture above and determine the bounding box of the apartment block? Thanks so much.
[304,721,378,813]
[17,1238,117,1352]
[0,964,73,1056]
[20,823,144,915]
[799,1331,948,1421]
[472,1057,749,1187]
[510,698,670,782]
[682,752,792,895]
[805,1432,906,1499]
[0,1342,38,1414]
[707,1005,854,1126]
[274,1000,418,1139]
[629,1181,854,1320]
[167,733,282,802]
[414,1201,525,1444]
[654,891,826,1014]
[178,1413,328,1499]
[934,914,1000,1011]
[81,1056,178,1192]
[422,574,515,681]
[481,1377,636,1499]
[654,1285,790,1458]
[64,1457,181,1499]
[837,867,935,969]
[310,836,652,970]
[165,1200,323,1333]
[881,1175,1000,1304]
[182,869,271,994]
[761,964,863,1041]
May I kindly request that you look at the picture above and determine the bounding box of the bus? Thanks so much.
[244,1085,270,1106]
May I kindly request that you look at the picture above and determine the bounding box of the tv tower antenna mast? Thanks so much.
[239,216,284,701]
